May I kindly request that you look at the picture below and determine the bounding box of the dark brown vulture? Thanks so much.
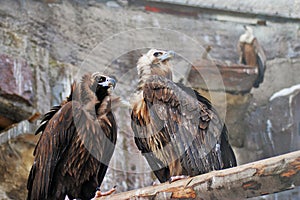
[238,25,267,88]
[27,73,117,200]
[131,49,237,183]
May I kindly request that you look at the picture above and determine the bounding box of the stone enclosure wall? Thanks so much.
[0,0,299,199]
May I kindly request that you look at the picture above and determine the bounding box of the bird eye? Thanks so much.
[99,76,106,82]
[153,52,162,57]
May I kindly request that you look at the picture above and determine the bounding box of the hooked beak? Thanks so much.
[98,77,116,89]
[158,51,175,62]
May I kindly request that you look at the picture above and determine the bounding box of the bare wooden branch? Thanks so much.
[97,150,300,200]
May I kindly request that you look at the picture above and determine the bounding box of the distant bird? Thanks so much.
[238,25,267,88]
[131,49,237,183]
[201,45,212,59]
[27,73,117,200]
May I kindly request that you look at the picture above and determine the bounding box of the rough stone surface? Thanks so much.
[0,54,35,129]
[239,59,300,165]
[0,96,33,129]
[267,86,300,155]
[251,58,300,105]
[146,0,300,19]
[0,0,299,199]
[0,54,34,105]
[188,59,258,94]
[0,133,37,200]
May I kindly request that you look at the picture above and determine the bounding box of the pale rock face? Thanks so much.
[0,0,300,199]
[267,86,300,155]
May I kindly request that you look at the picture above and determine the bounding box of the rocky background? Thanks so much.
[0,0,299,199]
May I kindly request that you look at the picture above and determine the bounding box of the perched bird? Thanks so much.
[27,73,117,200]
[238,25,267,88]
[131,49,237,183]
[201,45,212,59]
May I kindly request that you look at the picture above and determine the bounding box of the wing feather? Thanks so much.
[28,99,117,199]
[132,75,236,182]
[253,38,267,87]
[28,102,76,199]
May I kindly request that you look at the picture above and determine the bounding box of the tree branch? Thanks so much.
[97,150,300,200]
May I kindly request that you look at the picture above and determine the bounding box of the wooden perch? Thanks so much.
[97,150,300,200]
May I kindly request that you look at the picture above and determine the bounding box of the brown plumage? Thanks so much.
[131,49,237,183]
[238,26,267,88]
[27,73,117,200]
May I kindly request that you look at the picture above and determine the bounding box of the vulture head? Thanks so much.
[137,49,175,89]
[78,73,116,105]
[91,72,116,98]
[239,25,255,44]
[139,49,174,65]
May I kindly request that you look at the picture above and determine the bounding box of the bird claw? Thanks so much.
[169,175,189,183]
[152,180,161,186]
[93,185,116,199]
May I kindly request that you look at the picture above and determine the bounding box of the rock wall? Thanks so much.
[239,58,300,164]
[0,0,299,199]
